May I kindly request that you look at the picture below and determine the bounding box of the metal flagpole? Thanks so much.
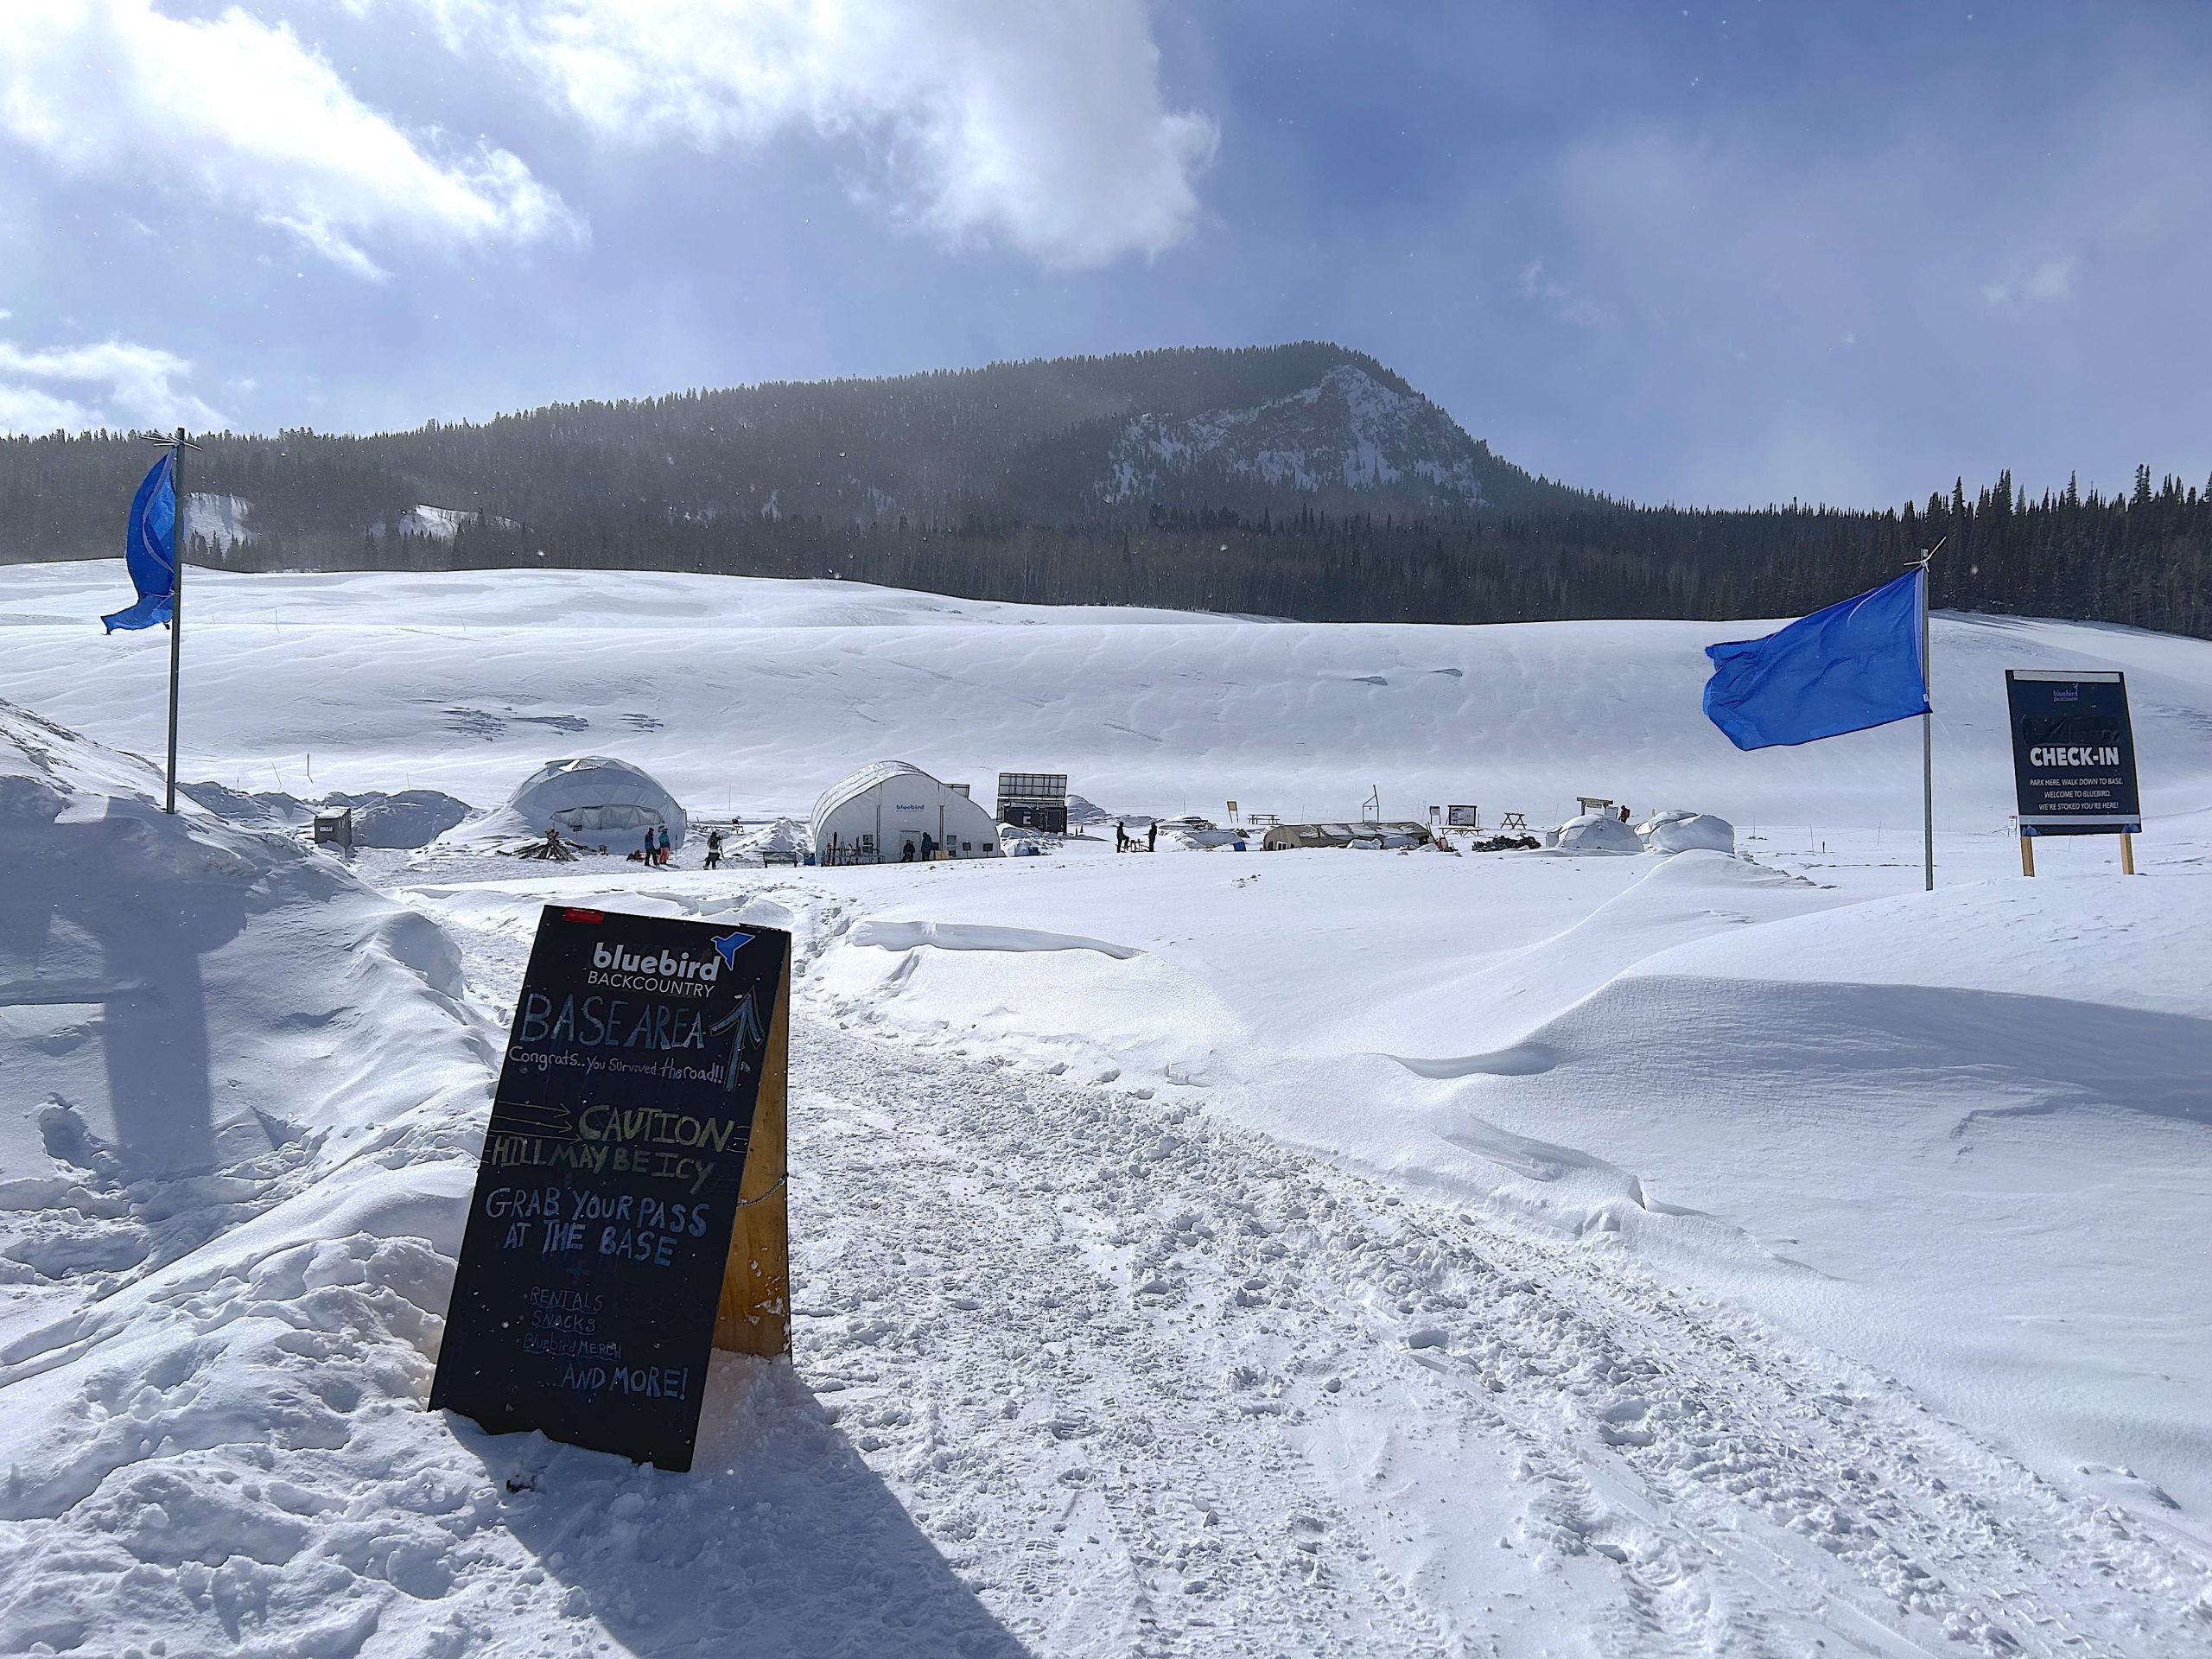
[149,425,200,814]
[1916,536,1944,893]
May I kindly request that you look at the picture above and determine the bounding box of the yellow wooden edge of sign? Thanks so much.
[714,952,791,1357]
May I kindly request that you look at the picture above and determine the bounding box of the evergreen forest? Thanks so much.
[1,345,2204,639]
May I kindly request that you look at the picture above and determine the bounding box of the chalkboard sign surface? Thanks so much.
[432,906,790,1471]
[2005,671,2143,836]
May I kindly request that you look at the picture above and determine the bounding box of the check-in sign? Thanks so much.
[2005,671,2142,836]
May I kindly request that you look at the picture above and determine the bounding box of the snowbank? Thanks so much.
[179,778,311,827]
[731,815,809,861]
[1637,809,1735,854]
[325,787,473,848]
[0,701,493,1656]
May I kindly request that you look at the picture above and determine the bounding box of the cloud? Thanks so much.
[0,337,228,434]
[421,0,1216,267]
[1983,257,2075,311]
[1517,259,1612,328]
[0,0,579,278]
[1524,107,2199,503]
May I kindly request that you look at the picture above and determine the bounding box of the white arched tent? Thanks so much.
[812,761,1002,865]
[504,756,689,848]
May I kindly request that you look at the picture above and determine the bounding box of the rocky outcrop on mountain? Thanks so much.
[1099,363,1491,513]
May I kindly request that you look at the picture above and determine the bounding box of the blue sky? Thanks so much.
[3,1,2208,506]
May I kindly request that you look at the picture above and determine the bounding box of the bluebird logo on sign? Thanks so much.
[711,931,753,967]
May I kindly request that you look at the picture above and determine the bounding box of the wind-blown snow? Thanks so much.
[3,561,2210,1656]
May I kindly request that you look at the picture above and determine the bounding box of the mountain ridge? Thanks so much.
[0,343,1590,566]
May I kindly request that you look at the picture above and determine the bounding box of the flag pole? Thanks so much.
[165,428,187,813]
[145,425,200,814]
[1916,536,1944,893]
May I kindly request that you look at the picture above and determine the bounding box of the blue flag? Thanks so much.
[102,454,176,632]
[1702,569,1929,750]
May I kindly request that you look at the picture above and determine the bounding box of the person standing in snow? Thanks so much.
[641,829,656,866]
[1116,820,1127,852]
[1147,821,1157,853]
[704,829,722,869]
[659,825,672,865]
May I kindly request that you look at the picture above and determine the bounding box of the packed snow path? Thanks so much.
[785,1025,2206,1658]
[404,890,2210,1658]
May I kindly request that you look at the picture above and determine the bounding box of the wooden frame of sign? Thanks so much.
[714,968,790,1357]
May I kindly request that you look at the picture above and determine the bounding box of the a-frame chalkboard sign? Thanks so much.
[432,905,791,1471]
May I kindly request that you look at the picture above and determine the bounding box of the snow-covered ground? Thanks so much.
[3,561,2209,1656]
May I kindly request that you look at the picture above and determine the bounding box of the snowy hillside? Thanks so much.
[186,492,255,554]
[1100,363,1490,507]
[3,562,2209,1656]
[3,561,2209,840]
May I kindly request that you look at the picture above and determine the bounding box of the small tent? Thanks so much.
[501,756,688,849]
[1546,812,1642,855]
[812,761,1002,865]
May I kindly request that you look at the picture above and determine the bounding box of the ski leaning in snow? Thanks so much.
[432,906,792,1471]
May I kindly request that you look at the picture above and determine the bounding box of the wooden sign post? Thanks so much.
[715,976,790,1356]
[433,906,793,1471]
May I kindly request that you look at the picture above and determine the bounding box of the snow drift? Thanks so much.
[1637,809,1735,854]
[0,700,492,1655]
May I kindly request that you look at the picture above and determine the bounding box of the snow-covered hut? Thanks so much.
[812,761,1002,864]
[501,756,688,849]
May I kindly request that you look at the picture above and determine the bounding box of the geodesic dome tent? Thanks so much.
[1546,811,1643,855]
[504,756,688,849]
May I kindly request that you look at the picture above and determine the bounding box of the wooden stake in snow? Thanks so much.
[715,949,791,1358]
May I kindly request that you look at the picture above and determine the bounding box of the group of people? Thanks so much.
[1114,820,1158,853]
[632,824,673,866]
[898,831,939,862]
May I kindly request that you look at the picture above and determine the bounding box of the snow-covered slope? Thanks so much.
[3,563,2210,1656]
[185,493,254,553]
[4,562,2209,842]
[0,700,497,1652]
